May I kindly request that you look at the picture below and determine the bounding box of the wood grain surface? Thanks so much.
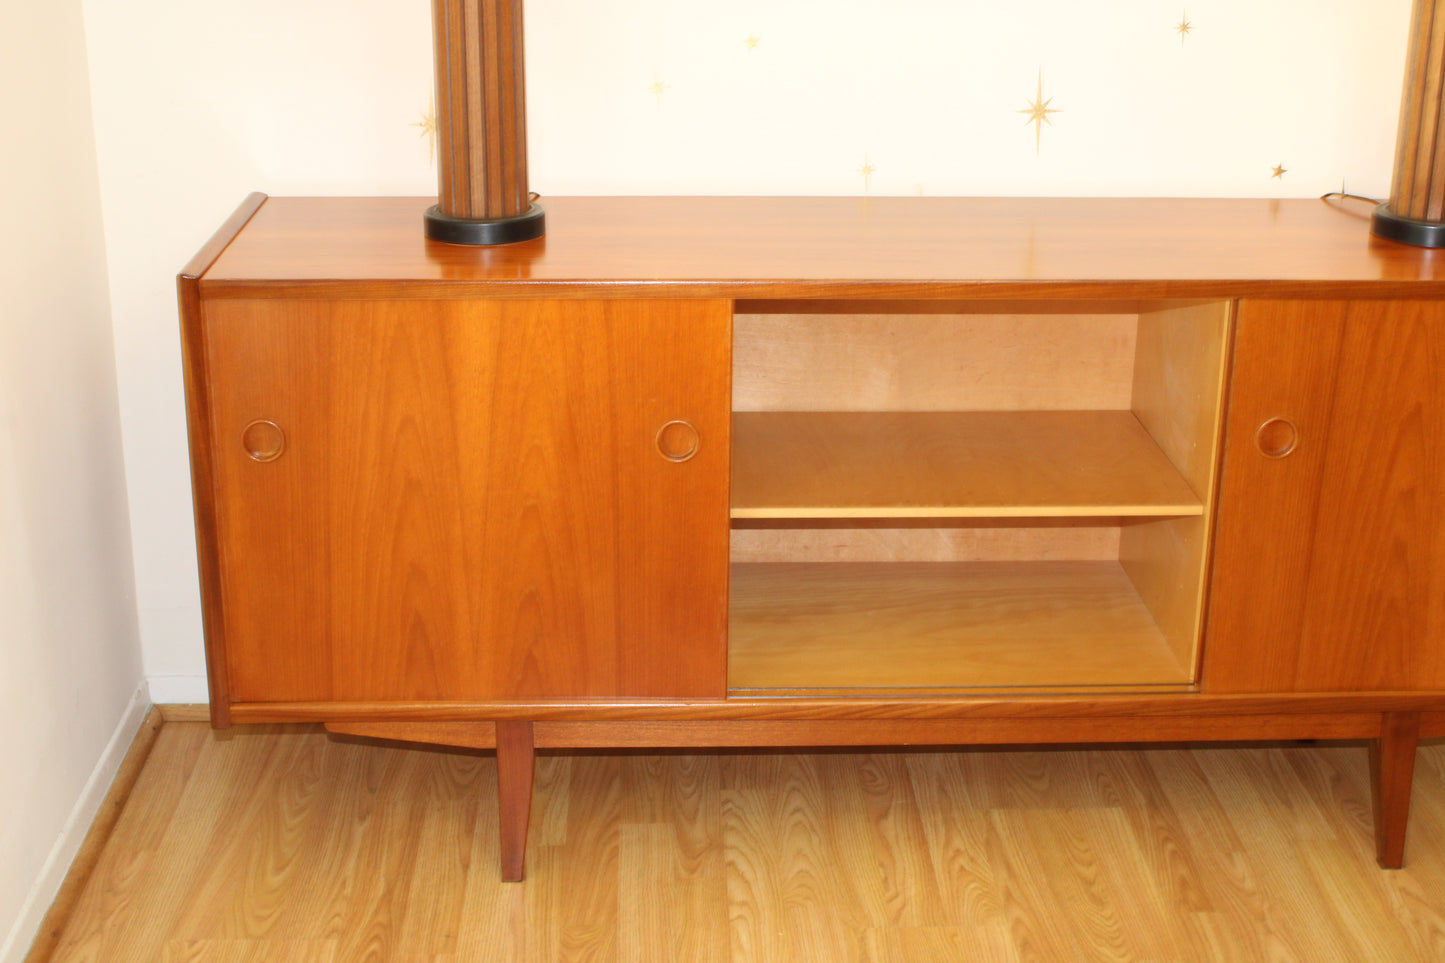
[22,709,165,963]
[36,722,1445,962]
[728,562,1189,690]
[1119,300,1233,678]
[1205,300,1445,692]
[431,0,532,220]
[179,191,268,725]
[1388,0,1445,221]
[729,526,1121,564]
[221,690,1445,724]
[731,411,1203,519]
[1372,712,1422,868]
[202,297,730,703]
[523,715,1385,748]
[315,714,1391,749]
[324,721,498,750]
[197,196,1445,300]
[496,721,535,881]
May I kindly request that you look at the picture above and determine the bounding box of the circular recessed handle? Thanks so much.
[655,420,699,462]
[1255,417,1299,458]
[241,419,286,462]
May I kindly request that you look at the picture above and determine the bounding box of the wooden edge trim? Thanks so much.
[227,691,1445,724]
[1191,296,1239,682]
[157,704,214,723]
[308,714,1381,752]
[194,278,1445,303]
[178,193,266,729]
[324,720,497,750]
[735,298,1160,315]
[179,192,269,282]
[22,707,166,963]
[732,516,1149,531]
[529,715,1381,749]
[726,684,1198,699]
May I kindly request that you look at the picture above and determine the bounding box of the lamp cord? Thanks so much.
[1320,191,1381,204]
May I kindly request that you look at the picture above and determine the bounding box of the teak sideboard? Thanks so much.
[180,194,1445,881]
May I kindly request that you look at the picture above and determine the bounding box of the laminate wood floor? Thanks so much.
[41,723,1445,962]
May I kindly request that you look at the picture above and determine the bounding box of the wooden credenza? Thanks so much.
[180,194,1445,880]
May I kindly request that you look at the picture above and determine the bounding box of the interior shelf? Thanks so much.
[728,561,1192,691]
[730,411,1203,520]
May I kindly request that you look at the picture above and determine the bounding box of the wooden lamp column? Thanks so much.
[424,0,545,245]
[1374,0,1445,246]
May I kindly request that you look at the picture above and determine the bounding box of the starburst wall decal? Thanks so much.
[412,97,438,166]
[648,71,668,109]
[1019,69,1060,155]
[1177,11,1193,43]
[859,155,877,193]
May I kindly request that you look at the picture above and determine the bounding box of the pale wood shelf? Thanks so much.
[730,411,1204,520]
[728,561,1192,691]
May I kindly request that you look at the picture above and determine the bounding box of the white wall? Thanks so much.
[0,0,147,956]
[77,0,1413,701]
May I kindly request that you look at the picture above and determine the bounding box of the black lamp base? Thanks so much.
[424,203,546,245]
[1371,203,1445,247]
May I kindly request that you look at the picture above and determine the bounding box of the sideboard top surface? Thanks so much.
[198,194,1445,300]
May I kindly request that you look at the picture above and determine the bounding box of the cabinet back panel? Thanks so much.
[204,298,731,702]
[731,527,1121,563]
[733,313,1137,411]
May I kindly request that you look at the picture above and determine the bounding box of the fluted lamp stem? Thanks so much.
[425,0,545,245]
[1374,0,1445,246]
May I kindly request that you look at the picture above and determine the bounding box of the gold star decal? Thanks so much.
[411,97,438,166]
[648,71,668,109]
[859,156,876,193]
[1272,164,1287,179]
[1176,11,1192,43]
[1018,69,1060,156]
[745,35,760,51]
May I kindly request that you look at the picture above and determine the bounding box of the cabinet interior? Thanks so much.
[728,299,1233,695]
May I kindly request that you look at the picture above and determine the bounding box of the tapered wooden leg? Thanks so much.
[496,721,535,882]
[1370,711,1420,869]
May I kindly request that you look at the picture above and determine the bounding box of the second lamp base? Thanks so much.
[424,203,546,246]
[1371,203,1445,248]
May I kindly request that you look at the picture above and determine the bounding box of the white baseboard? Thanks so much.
[0,682,152,963]
[145,674,209,706]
